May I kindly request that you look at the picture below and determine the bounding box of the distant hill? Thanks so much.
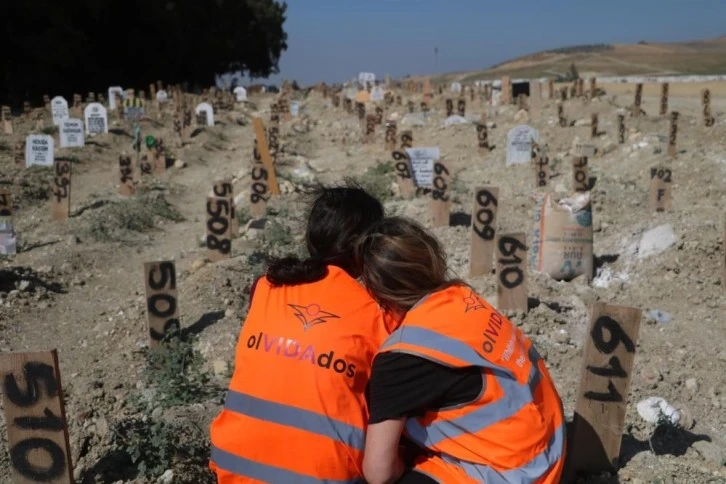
[433,37,726,83]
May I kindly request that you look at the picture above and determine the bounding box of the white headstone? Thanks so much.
[84,103,109,134]
[195,102,215,126]
[60,118,85,148]
[370,86,385,102]
[358,72,376,89]
[25,135,55,168]
[290,101,300,117]
[405,147,440,187]
[51,96,69,126]
[450,82,462,93]
[234,86,247,102]
[108,86,124,110]
[506,125,539,166]
[156,90,169,102]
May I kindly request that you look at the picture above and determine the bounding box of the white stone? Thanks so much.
[638,224,677,259]
[84,103,108,134]
[636,396,680,425]
[51,96,69,125]
[506,124,539,166]
[370,86,384,102]
[25,135,54,167]
[158,469,174,484]
[195,102,215,126]
[156,90,169,102]
[60,118,85,148]
[107,86,124,110]
[685,378,699,393]
[450,82,462,93]
[233,86,247,102]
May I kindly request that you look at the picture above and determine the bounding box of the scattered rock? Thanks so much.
[158,469,174,484]
[685,378,699,394]
[638,224,677,259]
[174,159,186,169]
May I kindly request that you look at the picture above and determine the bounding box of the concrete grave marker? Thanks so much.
[25,134,55,167]
[51,97,69,126]
[59,118,85,148]
[405,147,439,187]
[195,102,215,127]
[506,125,539,166]
[234,86,247,102]
[470,187,499,277]
[84,103,108,134]
[108,86,124,110]
[156,90,169,103]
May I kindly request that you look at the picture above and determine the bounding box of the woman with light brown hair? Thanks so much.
[355,216,566,484]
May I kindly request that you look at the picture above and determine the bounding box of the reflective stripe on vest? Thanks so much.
[211,445,363,484]
[224,389,366,451]
[441,422,566,484]
[381,326,541,447]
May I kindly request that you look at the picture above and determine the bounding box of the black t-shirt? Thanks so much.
[367,352,483,424]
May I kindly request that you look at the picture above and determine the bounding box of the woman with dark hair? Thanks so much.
[356,217,566,484]
[209,185,396,483]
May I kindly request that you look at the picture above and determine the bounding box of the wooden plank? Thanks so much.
[668,111,678,157]
[0,350,73,484]
[648,166,672,212]
[206,197,233,262]
[392,150,414,199]
[365,114,376,143]
[51,160,71,221]
[0,190,12,219]
[617,114,625,144]
[429,160,451,227]
[251,139,272,217]
[400,130,413,149]
[213,179,238,236]
[572,156,589,192]
[496,233,527,312]
[591,114,598,139]
[469,187,499,277]
[118,154,135,196]
[534,155,550,188]
[568,303,642,475]
[252,117,281,195]
[385,121,397,151]
[143,261,181,347]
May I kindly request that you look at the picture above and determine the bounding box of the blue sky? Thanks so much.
[254,0,726,85]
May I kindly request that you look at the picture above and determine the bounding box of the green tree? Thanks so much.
[0,0,288,107]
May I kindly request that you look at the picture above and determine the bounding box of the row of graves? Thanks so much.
[0,74,723,482]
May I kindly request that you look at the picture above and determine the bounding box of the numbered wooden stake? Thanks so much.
[445,99,453,117]
[633,83,643,117]
[250,140,272,217]
[649,166,672,212]
[392,150,415,199]
[617,114,625,144]
[548,79,555,100]
[568,303,642,475]
[668,111,679,157]
[558,104,567,127]
[3,106,14,134]
[356,102,365,125]
[213,179,238,236]
[119,154,135,196]
[457,98,466,117]
[0,191,12,221]
[385,121,397,151]
[375,106,384,125]
[702,89,714,127]
[206,197,232,262]
[365,114,376,142]
[573,157,589,192]
[470,187,499,277]
[400,130,413,149]
[15,139,24,164]
[534,155,550,188]
[496,234,528,312]
[51,160,72,221]
[252,117,281,196]
[589,77,597,98]
[590,114,598,139]
[660,83,669,116]
[476,123,489,151]
[0,350,74,484]
[144,261,180,346]
[430,160,451,227]
[407,100,415,114]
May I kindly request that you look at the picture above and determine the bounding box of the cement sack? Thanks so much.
[530,192,593,280]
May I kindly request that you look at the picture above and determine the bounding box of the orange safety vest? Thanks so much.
[210,265,395,483]
[379,285,566,483]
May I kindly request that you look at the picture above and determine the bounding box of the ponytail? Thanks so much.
[266,256,328,287]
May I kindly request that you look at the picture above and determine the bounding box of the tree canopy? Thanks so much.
[0,0,288,107]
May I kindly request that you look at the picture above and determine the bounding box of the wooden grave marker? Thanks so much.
[392,150,415,199]
[568,303,642,475]
[0,350,74,484]
[548,79,555,100]
[3,106,13,134]
[430,160,451,227]
[558,104,567,127]
[457,98,466,117]
[660,83,669,116]
[649,166,672,212]
[476,122,489,151]
[385,121,397,151]
[589,77,597,98]
[633,83,643,116]
[356,102,365,126]
[668,111,679,157]
[119,154,135,196]
[0,190,12,220]
[15,139,25,164]
[206,197,233,262]
[144,261,181,346]
[213,179,238,236]
[445,99,453,117]
[365,114,376,142]
[252,117,280,196]
[375,106,384,125]
[702,89,715,127]
[573,156,589,192]
[501,75,511,104]
[617,114,625,144]
[250,139,272,217]
[400,130,413,149]
[534,155,550,188]
[496,233,528,312]
[407,100,415,114]
[590,114,598,139]
[51,160,72,221]
[470,187,499,277]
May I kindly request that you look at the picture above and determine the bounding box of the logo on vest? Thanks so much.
[289,303,340,331]
[246,331,357,378]
[463,290,486,313]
